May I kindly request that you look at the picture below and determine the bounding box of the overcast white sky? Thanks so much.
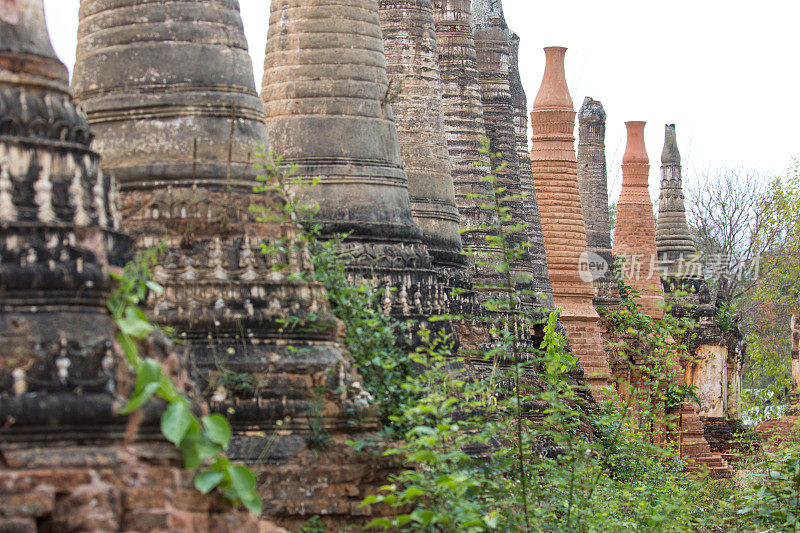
[44,0,799,202]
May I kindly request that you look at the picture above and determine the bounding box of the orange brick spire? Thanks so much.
[613,121,666,318]
[530,47,610,393]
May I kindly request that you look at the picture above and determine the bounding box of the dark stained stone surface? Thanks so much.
[378,0,465,272]
[657,124,697,279]
[577,97,621,308]
[0,0,136,442]
[73,0,377,461]
[261,0,451,320]
[471,0,553,312]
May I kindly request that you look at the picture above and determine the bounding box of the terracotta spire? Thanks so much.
[530,47,611,392]
[613,121,665,318]
[73,0,376,461]
[377,0,466,274]
[656,124,697,279]
[577,97,621,308]
[0,0,135,441]
[472,0,553,312]
[261,0,448,320]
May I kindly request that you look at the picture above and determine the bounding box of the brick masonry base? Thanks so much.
[561,315,611,398]
[0,437,397,532]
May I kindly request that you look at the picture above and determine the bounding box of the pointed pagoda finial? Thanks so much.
[657,123,697,281]
[662,123,681,165]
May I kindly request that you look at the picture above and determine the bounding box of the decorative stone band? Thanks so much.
[0,88,92,145]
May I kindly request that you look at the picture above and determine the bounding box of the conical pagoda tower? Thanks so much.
[377,0,466,276]
[509,32,556,309]
[577,97,621,309]
[613,121,665,318]
[0,4,285,530]
[656,125,737,460]
[261,0,446,320]
[432,0,497,278]
[471,0,553,312]
[530,47,610,393]
[657,124,698,281]
[73,0,376,462]
[0,0,135,444]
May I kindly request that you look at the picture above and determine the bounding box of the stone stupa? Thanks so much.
[471,0,554,314]
[261,0,447,320]
[657,124,699,282]
[378,0,466,278]
[0,0,133,448]
[432,0,497,277]
[509,32,556,310]
[1,2,282,530]
[73,0,376,463]
[577,97,621,309]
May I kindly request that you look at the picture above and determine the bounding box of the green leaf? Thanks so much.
[228,464,257,494]
[116,332,140,365]
[117,306,154,339]
[194,471,225,494]
[400,486,426,501]
[119,381,160,414]
[202,414,232,448]
[161,401,193,445]
[228,464,262,514]
[119,358,163,414]
[240,491,263,515]
[365,518,395,529]
[180,433,221,466]
[361,494,382,506]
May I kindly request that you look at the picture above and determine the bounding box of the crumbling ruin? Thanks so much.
[378,0,466,278]
[613,121,666,319]
[577,97,621,309]
[0,0,754,528]
[472,0,553,315]
[0,1,284,530]
[72,0,376,467]
[260,0,448,323]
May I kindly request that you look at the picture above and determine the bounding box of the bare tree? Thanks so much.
[686,167,778,303]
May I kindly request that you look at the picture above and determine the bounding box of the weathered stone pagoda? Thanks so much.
[0,0,131,453]
[655,125,740,475]
[509,32,555,310]
[657,124,699,280]
[472,0,553,312]
[73,0,375,466]
[613,121,665,319]
[378,0,466,277]
[0,2,283,530]
[432,0,496,275]
[530,47,610,393]
[261,0,446,320]
[577,97,621,309]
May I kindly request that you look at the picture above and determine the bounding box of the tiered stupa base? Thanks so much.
[680,402,734,479]
[561,313,612,396]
